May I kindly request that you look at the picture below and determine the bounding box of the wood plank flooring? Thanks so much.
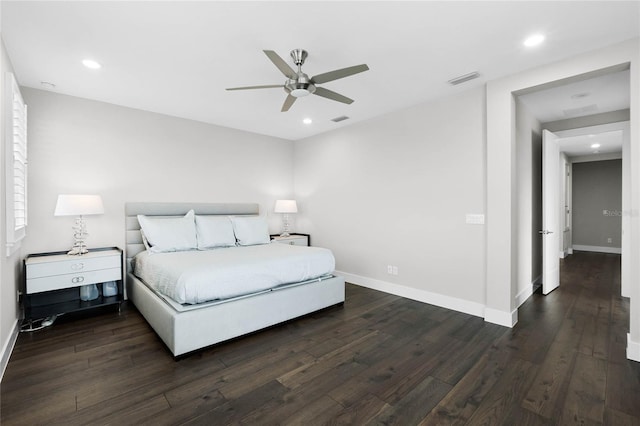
[2,251,639,425]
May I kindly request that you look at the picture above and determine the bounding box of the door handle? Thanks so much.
[538,230,554,235]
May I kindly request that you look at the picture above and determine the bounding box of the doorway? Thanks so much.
[485,40,639,361]
[552,123,628,296]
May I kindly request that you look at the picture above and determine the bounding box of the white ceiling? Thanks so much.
[519,69,630,158]
[558,130,623,158]
[2,1,638,141]
[518,70,630,124]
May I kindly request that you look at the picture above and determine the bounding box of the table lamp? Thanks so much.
[274,199,297,237]
[54,194,104,255]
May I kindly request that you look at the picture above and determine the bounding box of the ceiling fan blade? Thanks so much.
[263,50,296,79]
[281,94,297,112]
[311,64,369,84]
[313,87,354,104]
[226,84,283,91]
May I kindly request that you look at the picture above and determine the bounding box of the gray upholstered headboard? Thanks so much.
[125,202,259,273]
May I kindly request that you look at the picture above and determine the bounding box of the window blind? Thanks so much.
[6,72,27,255]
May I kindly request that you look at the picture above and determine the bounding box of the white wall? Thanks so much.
[0,37,22,379]
[515,99,542,306]
[294,87,486,316]
[21,88,294,256]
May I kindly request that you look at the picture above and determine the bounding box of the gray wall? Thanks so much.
[572,159,622,249]
[21,88,295,257]
[294,87,487,313]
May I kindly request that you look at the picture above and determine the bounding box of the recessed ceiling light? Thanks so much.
[591,143,601,149]
[303,118,312,125]
[523,34,545,47]
[82,59,101,69]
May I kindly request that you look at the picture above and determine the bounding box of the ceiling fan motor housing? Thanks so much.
[285,76,316,97]
[290,49,308,66]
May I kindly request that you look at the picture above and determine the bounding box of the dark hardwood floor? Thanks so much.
[2,252,639,425]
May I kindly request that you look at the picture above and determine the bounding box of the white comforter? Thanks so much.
[132,243,336,304]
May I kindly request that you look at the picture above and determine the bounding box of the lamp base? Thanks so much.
[68,215,89,255]
[280,213,293,238]
[67,247,89,256]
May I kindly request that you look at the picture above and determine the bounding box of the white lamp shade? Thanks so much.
[54,194,104,216]
[274,199,298,214]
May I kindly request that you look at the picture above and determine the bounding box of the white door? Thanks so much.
[542,129,561,294]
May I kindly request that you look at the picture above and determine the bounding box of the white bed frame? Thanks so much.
[125,202,345,357]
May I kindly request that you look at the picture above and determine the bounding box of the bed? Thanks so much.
[125,202,345,357]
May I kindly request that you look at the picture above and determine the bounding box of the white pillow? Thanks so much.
[195,215,236,249]
[231,216,270,246]
[137,210,197,253]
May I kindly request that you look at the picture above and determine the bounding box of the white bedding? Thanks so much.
[132,243,335,304]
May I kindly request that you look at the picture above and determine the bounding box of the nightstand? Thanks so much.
[270,233,310,247]
[23,247,123,324]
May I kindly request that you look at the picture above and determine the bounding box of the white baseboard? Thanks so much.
[336,271,485,319]
[484,307,518,328]
[568,248,574,255]
[516,275,542,308]
[627,333,640,363]
[572,245,621,254]
[1,319,19,382]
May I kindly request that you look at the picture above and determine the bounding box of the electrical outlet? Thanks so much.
[392,266,398,276]
[387,265,393,274]
[607,237,612,244]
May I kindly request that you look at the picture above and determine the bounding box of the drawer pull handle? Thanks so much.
[71,263,84,270]
[71,276,85,284]
[289,241,295,245]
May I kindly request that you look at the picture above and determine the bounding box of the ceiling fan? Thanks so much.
[226,49,369,112]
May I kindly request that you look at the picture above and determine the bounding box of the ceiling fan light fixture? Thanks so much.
[285,79,316,97]
[291,88,311,97]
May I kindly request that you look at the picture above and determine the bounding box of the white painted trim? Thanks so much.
[1,319,19,382]
[570,152,622,163]
[627,333,640,363]
[484,307,518,328]
[568,248,574,255]
[572,245,621,254]
[516,275,542,308]
[335,271,485,319]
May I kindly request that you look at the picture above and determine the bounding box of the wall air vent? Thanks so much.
[447,71,480,86]
[331,115,350,123]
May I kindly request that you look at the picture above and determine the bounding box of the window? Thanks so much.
[5,72,27,256]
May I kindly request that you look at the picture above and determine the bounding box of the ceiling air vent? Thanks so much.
[331,115,350,123]
[448,72,480,86]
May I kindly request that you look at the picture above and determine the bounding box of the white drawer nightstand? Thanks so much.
[24,247,123,323]
[271,233,310,247]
